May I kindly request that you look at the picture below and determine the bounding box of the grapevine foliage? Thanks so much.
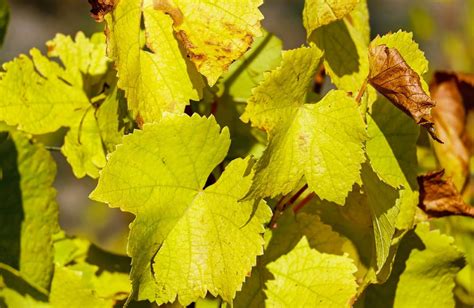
[0,0,473,307]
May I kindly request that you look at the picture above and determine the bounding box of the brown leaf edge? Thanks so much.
[417,170,474,218]
[88,0,116,22]
[430,71,474,191]
[368,44,442,143]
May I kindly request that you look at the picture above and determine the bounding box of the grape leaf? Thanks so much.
[265,237,358,307]
[366,98,419,229]
[0,129,59,290]
[102,0,204,123]
[90,114,271,305]
[221,31,283,102]
[364,223,465,308]
[418,170,474,218]
[154,0,264,86]
[235,203,354,307]
[242,46,367,204]
[0,32,124,178]
[309,0,370,95]
[303,0,359,37]
[216,31,282,159]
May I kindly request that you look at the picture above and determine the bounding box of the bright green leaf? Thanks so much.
[242,46,367,204]
[303,0,359,37]
[91,114,271,305]
[0,130,59,290]
[265,237,358,307]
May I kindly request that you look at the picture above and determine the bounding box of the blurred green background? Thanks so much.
[1,0,472,254]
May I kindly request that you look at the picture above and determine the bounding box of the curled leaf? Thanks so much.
[88,0,115,22]
[418,170,474,218]
[430,71,474,191]
[368,44,441,142]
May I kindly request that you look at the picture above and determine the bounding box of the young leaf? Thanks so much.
[265,237,358,307]
[0,129,59,290]
[242,46,367,204]
[90,114,271,305]
[430,71,474,191]
[418,170,474,218]
[303,0,359,37]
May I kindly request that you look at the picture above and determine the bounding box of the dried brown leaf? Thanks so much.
[418,170,474,218]
[88,0,115,22]
[368,44,441,142]
[430,71,474,191]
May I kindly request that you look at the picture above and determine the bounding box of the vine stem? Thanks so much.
[355,78,368,104]
[269,184,308,229]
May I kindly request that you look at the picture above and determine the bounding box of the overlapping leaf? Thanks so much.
[265,237,357,307]
[303,0,359,36]
[242,46,367,204]
[364,223,465,308]
[366,99,419,229]
[90,114,271,305]
[0,129,59,290]
[418,170,474,218]
[368,31,440,141]
[0,32,126,178]
[308,1,370,94]
[100,0,264,122]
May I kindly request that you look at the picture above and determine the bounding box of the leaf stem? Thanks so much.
[269,184,308,228]
[44,146,62,152]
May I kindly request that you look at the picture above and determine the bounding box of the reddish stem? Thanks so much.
[293,193,315,213]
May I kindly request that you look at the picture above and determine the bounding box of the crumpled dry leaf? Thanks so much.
[88,0,115,22]
[368,44,441,142]
[430,71,474,191]
[418,170,474,218]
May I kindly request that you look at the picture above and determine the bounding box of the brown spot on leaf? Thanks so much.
[418,170,474,218]
[175,30,207,65]
[153,0,183,26]
[430,71,474,191]
[368,44,441,142]
[88,0,116,22]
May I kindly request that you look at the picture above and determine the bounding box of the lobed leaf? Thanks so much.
[91,114,271,305]
[265,237,358,307]
[242,46,367,204]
